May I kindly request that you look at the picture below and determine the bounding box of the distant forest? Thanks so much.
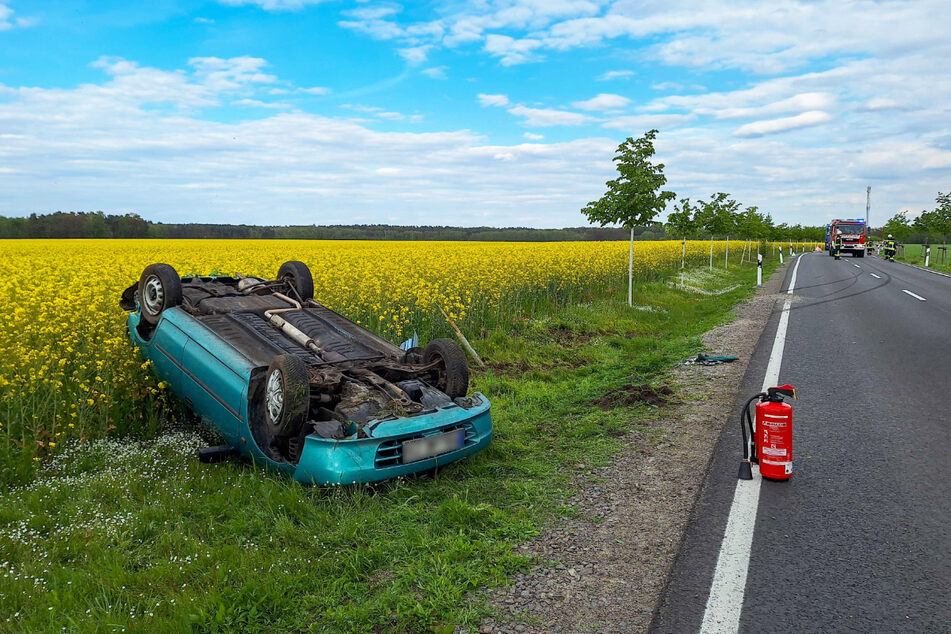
[0,211,667,241]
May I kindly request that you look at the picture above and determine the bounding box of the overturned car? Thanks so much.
[120,261,492,485]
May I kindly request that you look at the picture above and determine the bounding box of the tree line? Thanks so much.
[881,192,951,244]
[0,211,670,242]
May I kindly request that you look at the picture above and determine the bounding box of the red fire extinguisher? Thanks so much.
[738,385,796,481]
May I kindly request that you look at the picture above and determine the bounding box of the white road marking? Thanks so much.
[870,273,881,279]
[902,289,927,301]
[699,252,804,634]
[853,264,861,268]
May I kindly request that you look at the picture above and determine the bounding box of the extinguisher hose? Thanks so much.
[740,393,766,461]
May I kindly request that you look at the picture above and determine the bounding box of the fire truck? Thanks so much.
[825,218,867,257]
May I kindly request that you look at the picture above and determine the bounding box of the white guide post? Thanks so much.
[756,252,763,286]
[628,227,634,307]
[681,237,686,287]
[925,246,931,268]
[779,246,784,264]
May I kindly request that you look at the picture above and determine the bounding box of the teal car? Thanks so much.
[120,261,492,485]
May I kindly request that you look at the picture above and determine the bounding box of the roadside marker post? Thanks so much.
[756,253,763,286]
[925,246,931,268]
[779,246,784,265]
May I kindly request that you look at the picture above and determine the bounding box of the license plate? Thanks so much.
[401,428,465,464]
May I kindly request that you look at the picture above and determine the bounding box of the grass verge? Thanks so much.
[896,243,951,273]
[0,260,778,633]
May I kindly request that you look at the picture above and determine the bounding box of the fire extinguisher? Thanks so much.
[738,385,796,481]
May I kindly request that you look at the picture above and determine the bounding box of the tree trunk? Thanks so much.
[628,227,634,307]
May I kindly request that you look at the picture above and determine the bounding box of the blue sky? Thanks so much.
[1,1,949,228]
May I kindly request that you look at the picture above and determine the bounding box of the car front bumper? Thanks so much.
[293,393,493,485]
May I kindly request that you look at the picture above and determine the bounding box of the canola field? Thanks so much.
[0,238,740,463]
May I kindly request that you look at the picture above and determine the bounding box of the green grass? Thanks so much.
[896,243,951,272]
[0,259,779,633]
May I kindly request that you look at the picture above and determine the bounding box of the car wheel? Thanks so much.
[138,263,183,325]
[277,261,314,301]
[423,338,469,399]
[264,354,311,438]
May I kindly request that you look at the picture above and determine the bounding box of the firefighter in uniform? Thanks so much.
[833,229,843,260]
[881,234,897,261]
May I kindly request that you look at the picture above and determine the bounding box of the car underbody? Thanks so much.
[121,262,487,478]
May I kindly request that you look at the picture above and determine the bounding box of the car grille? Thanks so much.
[374,422,478,468]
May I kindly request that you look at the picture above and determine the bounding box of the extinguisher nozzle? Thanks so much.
[738,461,753,480]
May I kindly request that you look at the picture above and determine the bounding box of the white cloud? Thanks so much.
[858,97,906,112]
[397,45,432,65]
[507,105,589,126]
[299,86,332,95]
[0,3,35,30]
[572,93,630,111]
[344,6,401,21]
[597,70,634,81]
[733,111,834,137]
[0,59,622,227]
[218,0,334,10]
[233,98,289,109]
[715,92,836,120]
[188,56,277,91]
[483,34,544,65]
[523,132,544,140]
[601,113,694,131]
[335,0,951,84]
[477,93,510,107]
[421,66,448,79]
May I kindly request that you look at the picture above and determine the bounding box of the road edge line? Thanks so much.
[698,253,804,633]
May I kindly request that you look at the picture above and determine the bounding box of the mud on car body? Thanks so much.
[120,261,492,485]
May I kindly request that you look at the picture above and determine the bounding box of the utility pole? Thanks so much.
[866,186,871,232]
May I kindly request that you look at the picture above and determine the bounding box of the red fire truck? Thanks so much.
[826,218,867,258]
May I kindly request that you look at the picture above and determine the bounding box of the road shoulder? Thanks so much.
[474,263,791,633]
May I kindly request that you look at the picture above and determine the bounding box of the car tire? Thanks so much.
[423,338,469,399]
[277,261,314,301]
[138,263,183,325]
[264,354,311,438]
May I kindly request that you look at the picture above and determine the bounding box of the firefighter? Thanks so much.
[866,239,875,255]
[881,234,897,261]
[833,229,843,260]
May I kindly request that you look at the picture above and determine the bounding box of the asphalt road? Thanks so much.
[651,252,951,633]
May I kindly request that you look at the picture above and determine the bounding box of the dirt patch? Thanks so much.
[487,358,587,376]
[486,360,536,375]
[471,264,789,634]
[547,327,596,345]
[593,384,674,409]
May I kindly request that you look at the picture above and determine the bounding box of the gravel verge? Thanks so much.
[471,264,790,634]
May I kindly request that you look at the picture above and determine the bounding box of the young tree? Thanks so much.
[582,129,676,306]
[882,212,912,241]
[665,197,697,238]
[695,192,740,237]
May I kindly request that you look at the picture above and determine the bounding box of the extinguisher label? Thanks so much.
[785,462,793,475]
[762,447,787,456]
